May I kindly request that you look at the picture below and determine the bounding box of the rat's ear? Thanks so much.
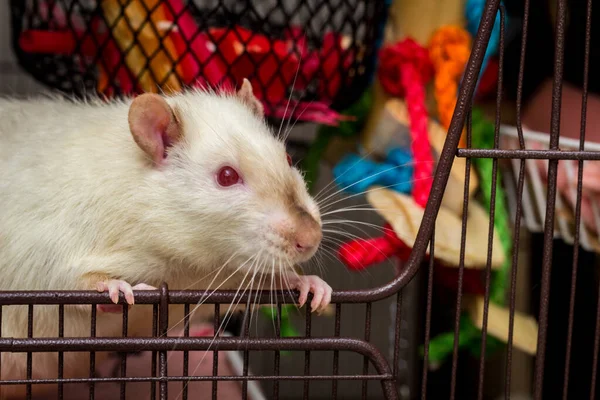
[236,78,264,116]
[128,93,181,165]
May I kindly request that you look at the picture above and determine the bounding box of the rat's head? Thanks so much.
[128,80,322,272]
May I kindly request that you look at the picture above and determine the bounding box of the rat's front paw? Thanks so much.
[96,280,156,313]
[288,275,332,314]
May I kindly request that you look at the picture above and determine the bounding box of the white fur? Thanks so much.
[0,89,321,396]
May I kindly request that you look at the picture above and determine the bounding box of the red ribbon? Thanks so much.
[338,224,411,271]
[378,38,435,208]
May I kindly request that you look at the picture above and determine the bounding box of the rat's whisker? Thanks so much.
[319,175,434,211]
[269,259,278,336]
[322,219,389,233]
[166,253,260,370]
[177,269,258,400]
[277,49,302,140]
[282,99,312,142]
[316,159,436,208]
[316,160,430,207]
[166,252,256,337]
[322,228,391,263]
[251,261,269,337]
[320,207,379,217]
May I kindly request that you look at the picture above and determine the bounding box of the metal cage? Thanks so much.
[1,0,599,399]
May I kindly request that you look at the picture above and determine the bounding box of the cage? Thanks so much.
[1,0,599,399]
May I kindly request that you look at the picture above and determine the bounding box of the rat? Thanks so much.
[0,79,331,399]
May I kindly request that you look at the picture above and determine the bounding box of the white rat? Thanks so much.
[0,79,331,399]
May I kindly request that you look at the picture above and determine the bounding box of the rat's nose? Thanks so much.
[294,228,322,254]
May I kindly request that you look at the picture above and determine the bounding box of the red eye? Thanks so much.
[217,166,241,187]
[286,153,292,166]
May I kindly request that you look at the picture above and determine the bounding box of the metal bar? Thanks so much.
[0,374,393,384]
[58,304,64,400]
[273,304,281,400]
[151,304,157,400]
[242,306,251,400]
[120,304,128,400]
[457,149,600,160]
[304,302,312,400]
[393,292,402,380]
[534,0,568,397]
[183,303,190,400]
[26,304,33,400]
[505,0,531,393]
[212,304,219,400]
[362,302,372,399]
[421,230,435,400]
[332,303,341,399]
[159,284,169,400]
[450,109,473,400]
[477,6,506,398]
[566,0,593,398]
[89,305,96,400]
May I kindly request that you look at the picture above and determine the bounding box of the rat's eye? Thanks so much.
[286,153,292,167]
[217,166,241,187]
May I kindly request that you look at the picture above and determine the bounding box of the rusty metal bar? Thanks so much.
[89,304,96,400]
[26,304,33,400]
[158,284,169,400]
[505,0,530,395]
[151,304,157,400]
[450,108,473,400]
[0,374,393,384]
[393,292,402,380]
[273,303,281,400]
[421,230,435,400]
[362,302,372,399]
[120,304,128,400]
[457,149,600,160]
[332,303,341,399]
[242,306,251,400]
[58,304,64,400]
[183,303,190,400]
[212,304,220,400]
[534,0,568,398]
[477,6,506,399]
[304,302,312,399]
[564,0,593,398]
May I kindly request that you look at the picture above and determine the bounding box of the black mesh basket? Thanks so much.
[9,0,389,119]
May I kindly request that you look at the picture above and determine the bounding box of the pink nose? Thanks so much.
[294,229,322,253]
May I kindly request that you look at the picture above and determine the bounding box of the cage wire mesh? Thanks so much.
[3,0,600,399]
[9,0,387,120]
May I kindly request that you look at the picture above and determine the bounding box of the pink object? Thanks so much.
[529,140,600,235]
[36,324,264,400]
[269,100,354,126]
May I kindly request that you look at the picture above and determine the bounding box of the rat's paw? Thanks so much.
[288,275,332,314]
[96,281,156,313]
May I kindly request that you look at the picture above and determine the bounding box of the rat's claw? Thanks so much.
[289,275,332,313]
[96,280,156,313]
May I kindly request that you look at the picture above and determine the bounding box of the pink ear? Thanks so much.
[128,93,181,165]
[237,78,264,116]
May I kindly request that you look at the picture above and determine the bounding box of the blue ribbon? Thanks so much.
[333,148,413,195]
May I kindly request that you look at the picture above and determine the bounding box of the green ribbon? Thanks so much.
[422,108,511,365]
